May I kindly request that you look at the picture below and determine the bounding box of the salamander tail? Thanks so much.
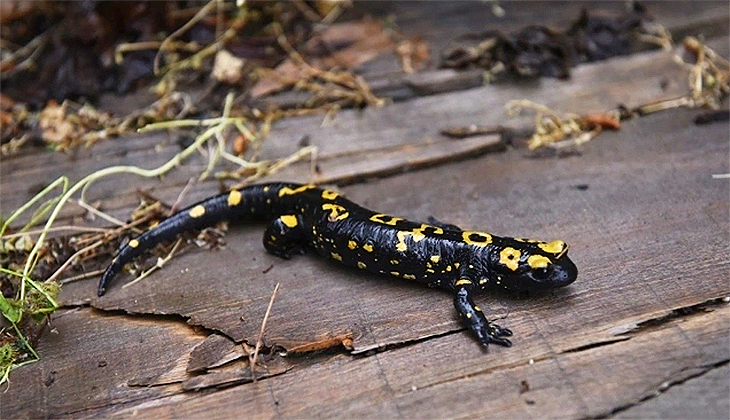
[97,184,296,296]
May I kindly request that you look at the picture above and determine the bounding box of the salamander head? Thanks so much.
[489,238,577,292]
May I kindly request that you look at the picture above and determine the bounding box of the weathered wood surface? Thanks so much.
[1,2,729,419]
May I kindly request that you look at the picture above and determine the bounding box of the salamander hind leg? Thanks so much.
[263,214,307,259]
[453,286,512,348]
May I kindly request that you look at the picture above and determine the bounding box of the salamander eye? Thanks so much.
[532,265,552,280]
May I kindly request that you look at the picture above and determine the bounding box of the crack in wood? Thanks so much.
[79,302,230,340]
[352,328,466,356]
[613,296,730,336]
[559,337,632,354]
[583,359,730,420]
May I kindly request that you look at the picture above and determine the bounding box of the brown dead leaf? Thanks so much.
[232,134,249,155]
[396,36,430,74]
[250,17,393,98]
[0,93,16,110]
[39,101,79,147]
[579,113,621,130]
[38,100,114,149]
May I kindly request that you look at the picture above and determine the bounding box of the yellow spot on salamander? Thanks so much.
[403,274,416,280]
[527,254,551,269]
[474,306,482,312]
[321,190,339,200]
[393,224,445,254]
[322,203,349,222]
[455,279,472,287]
[363,243,374,253]
[128,239,139,248]
[390,271,400,277]
[370,214,403,226]
[538,240,566,254]
[454,262,460,269]
[462,231,493,247]
[189,205,206,218]
[278,184,315,197]
[263,186,270,192]
[466,313,472,319]
[396,231,408,252]
[499,247,521,271]
[227,190,242,206]
[348,240,357,250]
[426,268,435,274]
[357,261,367,269]
[430,255,440,263]
[280,215,298,228]
[390,259,399,265]
[445,265,452,272]
[412,224,443,240]
[331,252,342,261]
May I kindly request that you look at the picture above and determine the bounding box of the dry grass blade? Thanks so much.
[248,282,281,381]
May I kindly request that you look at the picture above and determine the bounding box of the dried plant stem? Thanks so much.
[45,240,104,283]
[75,199,127,227]
[154,0,220,75]
[57,269,105,285]
[250,282,281,380]
[1,226,109,240]
[121,238,184,290]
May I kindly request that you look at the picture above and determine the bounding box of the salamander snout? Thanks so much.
[493,239,578,292]
[525,251,577,290]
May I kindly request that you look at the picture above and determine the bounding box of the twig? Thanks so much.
[115,40,202,65]
[169,178,196,216]
[57,269,105,285]
[45,240,104,283]
[121,238,184,290]
[249,282,281,381]
[154,0,219,75]
[291,0,322,22]
[73,213,153,248]
[0,225,109,240]
[75,199,127,227]
[0,29,50,78]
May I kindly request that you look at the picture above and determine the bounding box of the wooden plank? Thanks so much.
[0,308,206,418]
[310,1,730,103]
[51,34,729,351]
[54,104,729,358]
[615,363,729,419]
[74,296,729,418]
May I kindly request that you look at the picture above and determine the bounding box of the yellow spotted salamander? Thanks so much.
[99,183,577,348]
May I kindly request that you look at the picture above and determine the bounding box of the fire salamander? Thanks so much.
[99,183,577,348]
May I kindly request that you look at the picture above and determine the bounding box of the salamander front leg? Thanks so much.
[453,286,512,348]
[263,214,307,259]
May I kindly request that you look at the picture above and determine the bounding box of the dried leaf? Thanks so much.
[251,18,393,98]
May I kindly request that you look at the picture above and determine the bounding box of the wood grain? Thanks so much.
[0,2,728,418]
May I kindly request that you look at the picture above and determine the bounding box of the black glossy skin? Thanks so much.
[99,183,578,348]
